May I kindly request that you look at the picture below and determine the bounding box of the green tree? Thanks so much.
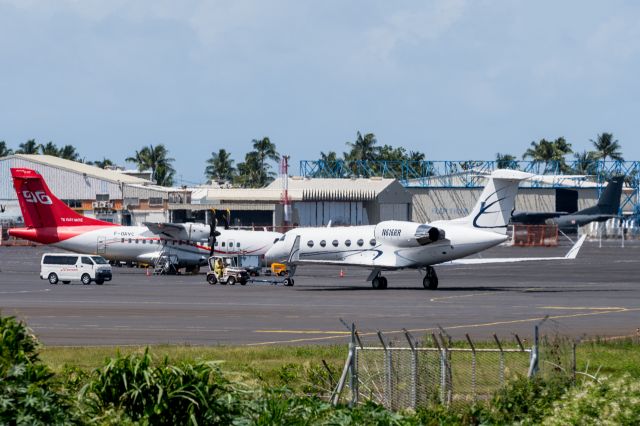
[496,153,518,169]
[58,144,80,161]
[523,137,573,172]
[408,151,426,162]
[126,144,175,186]
[90,158,115,169]
[39,141,59,155]
[591,132,623,161]
[319,150,339,163]
[251,137,280,186]
[344,131,379,161]
[16,139,39,154]
[573,150,599,175]
[205,149,236,182]
[0,141,12,157]
[235,151,264,187]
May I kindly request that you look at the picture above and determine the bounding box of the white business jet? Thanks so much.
[265,169,586,289]
[9,168,282,269]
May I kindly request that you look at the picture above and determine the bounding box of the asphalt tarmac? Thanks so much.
[0,238,638,346]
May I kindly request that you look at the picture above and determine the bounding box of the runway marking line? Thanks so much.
[430,293,493,302]
[541,306,625,310]
[247,307,640,346]
[254,330,351,335]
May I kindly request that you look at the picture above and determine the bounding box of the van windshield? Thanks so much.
[91,256,109,265]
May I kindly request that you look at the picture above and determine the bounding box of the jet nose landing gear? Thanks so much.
[423,266,438,290]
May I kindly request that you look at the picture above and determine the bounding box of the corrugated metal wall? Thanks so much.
[0,157,167,200]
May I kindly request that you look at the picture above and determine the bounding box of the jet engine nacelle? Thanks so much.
[373,220,445,247]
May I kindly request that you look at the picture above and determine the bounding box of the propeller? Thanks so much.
[208,209,220,257]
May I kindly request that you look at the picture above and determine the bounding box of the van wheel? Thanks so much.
[227,276,236,286]
[62,281,71,284]
[95,279,104,285]
[48,273,59,285]
[81,274,91,285]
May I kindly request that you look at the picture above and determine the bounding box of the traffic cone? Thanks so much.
[339,269,345,278]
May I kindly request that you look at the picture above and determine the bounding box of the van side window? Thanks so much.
[82,257,93,265]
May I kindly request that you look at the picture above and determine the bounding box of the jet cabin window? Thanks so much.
[307,240,314,247]
[332,240,339,247]
[369,239,376,246]
[320,240,326,247]
[357,239,364,247]
[345,240,351,247]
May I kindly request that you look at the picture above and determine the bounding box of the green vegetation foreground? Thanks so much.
[2,314,640,425]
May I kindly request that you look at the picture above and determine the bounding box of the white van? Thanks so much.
[40,253,112,285]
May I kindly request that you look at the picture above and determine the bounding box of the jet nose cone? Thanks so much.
[264,245,281,265]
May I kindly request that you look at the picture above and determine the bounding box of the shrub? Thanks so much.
[80,349,242,425]
[0,314,73,425]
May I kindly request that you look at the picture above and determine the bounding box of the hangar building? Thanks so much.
[0,154,182,227]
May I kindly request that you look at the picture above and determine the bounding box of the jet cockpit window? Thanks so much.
[320,240,326,247]
[273,238,280,244]
[307,240,314,247]
[279,235,286,241]
[357,239,364,246]
[332,240,339,247]
[369,239,376,246]
[345,240,351,247]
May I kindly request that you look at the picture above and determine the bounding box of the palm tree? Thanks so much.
[126,144,175,186]
[39,141,59,155]
[590,132,623,161]
[251,137,280,186]
[235,151,264,187]
[205,149,236,182]
[58,145,80,161]
[89,158,115,169]
[495,153,517,169]
[16,139,39,154]
[523,137,572,173]
[408,151,425,162]
[0,141,12,157]
[573,150,599,175]
[344,131,379,161]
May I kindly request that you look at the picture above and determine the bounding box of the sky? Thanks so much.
[1,0,639,185]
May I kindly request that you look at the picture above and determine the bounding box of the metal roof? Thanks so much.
[7,154,152,185]
[194,177,398,203]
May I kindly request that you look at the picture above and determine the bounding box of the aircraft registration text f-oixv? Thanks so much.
[266,170,586,290]
[8,168,282,268]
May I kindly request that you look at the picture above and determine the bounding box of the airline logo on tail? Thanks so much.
[22,190,53,205]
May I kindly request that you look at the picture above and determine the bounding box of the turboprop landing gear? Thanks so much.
[423,266,438,290]
[371,274,388,289]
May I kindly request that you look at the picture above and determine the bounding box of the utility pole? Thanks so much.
[280,156,291,228]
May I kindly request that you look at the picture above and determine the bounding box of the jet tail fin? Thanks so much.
[11,168,113,228]
[595,175,624,214]
[448,170,533,234]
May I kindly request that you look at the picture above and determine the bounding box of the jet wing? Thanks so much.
[144,222,191,240]
[510,211,567,224]
[444,235,586,265]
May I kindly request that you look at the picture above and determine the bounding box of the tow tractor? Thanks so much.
[206,255,249,285]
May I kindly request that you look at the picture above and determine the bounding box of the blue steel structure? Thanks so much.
[299,160,640,215]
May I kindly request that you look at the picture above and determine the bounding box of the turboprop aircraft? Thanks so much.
[265,169,586,289]
[8,168,282,270]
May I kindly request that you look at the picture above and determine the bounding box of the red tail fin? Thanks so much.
[11,168,115,228]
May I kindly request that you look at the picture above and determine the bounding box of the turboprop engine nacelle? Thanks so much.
[374,220,445,248]
[180,222,211,241]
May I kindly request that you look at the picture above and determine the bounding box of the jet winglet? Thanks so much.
[564,234,587,259]
[287,235,301,263]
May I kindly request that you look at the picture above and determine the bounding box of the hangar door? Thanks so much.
[380,203,409,221]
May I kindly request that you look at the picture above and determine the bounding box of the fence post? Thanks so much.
[528,325,539,378]
[404,329,417,410]
[466,334,477,402]
[377,330,391,409]
[350,323,358,406]
[431,333,446,405]
[494,334,505,387]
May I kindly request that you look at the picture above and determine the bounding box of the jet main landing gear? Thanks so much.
[371,275,388,289]
[423,266,438,290]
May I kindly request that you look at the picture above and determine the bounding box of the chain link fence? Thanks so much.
[331,327,533,409]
